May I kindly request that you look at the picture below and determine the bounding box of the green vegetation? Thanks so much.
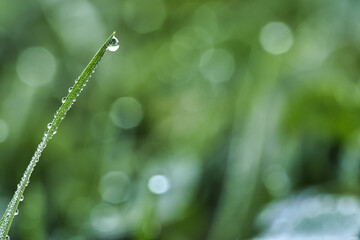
[0,32,118,239]
[0,0,360,239]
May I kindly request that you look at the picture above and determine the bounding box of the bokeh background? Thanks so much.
[1,0,360,239]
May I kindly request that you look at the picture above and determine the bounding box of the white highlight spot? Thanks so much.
[259,22,294,55]
[148,175,170,195]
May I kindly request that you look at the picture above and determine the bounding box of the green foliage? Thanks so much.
[1,0,360,239]
[0,32,117,239]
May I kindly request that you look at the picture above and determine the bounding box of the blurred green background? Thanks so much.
[1,0,360,239]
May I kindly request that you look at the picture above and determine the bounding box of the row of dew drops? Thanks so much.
[0,36,119,240]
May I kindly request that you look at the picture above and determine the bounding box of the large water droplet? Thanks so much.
[61,97,66,103]
[20,195,24,201]
[14,209,19,216]
[5,235,10,240]
[68,87,73,92]
[107,37,119,52]
[47,123,52,129]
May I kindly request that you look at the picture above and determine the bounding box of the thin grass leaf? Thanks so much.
[0,31,118,239]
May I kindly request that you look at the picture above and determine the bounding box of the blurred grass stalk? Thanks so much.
[0,32,118,239]
[208,50,284,239]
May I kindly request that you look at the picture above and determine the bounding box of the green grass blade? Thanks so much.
[0,31,117,239]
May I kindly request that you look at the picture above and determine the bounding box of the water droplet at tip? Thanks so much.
[107,36,119,52]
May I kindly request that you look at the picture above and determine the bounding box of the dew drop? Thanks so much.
[20,195,24,201]
[14,209,19,216]
[47,123,52,129]
[68,87,73,92]
[44,131,48,137]
[61,97,66,103]
[53,130,57,135]
[107,37,119,52]
[5,235,10,240]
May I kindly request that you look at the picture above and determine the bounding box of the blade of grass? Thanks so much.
[0,31,118,239]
